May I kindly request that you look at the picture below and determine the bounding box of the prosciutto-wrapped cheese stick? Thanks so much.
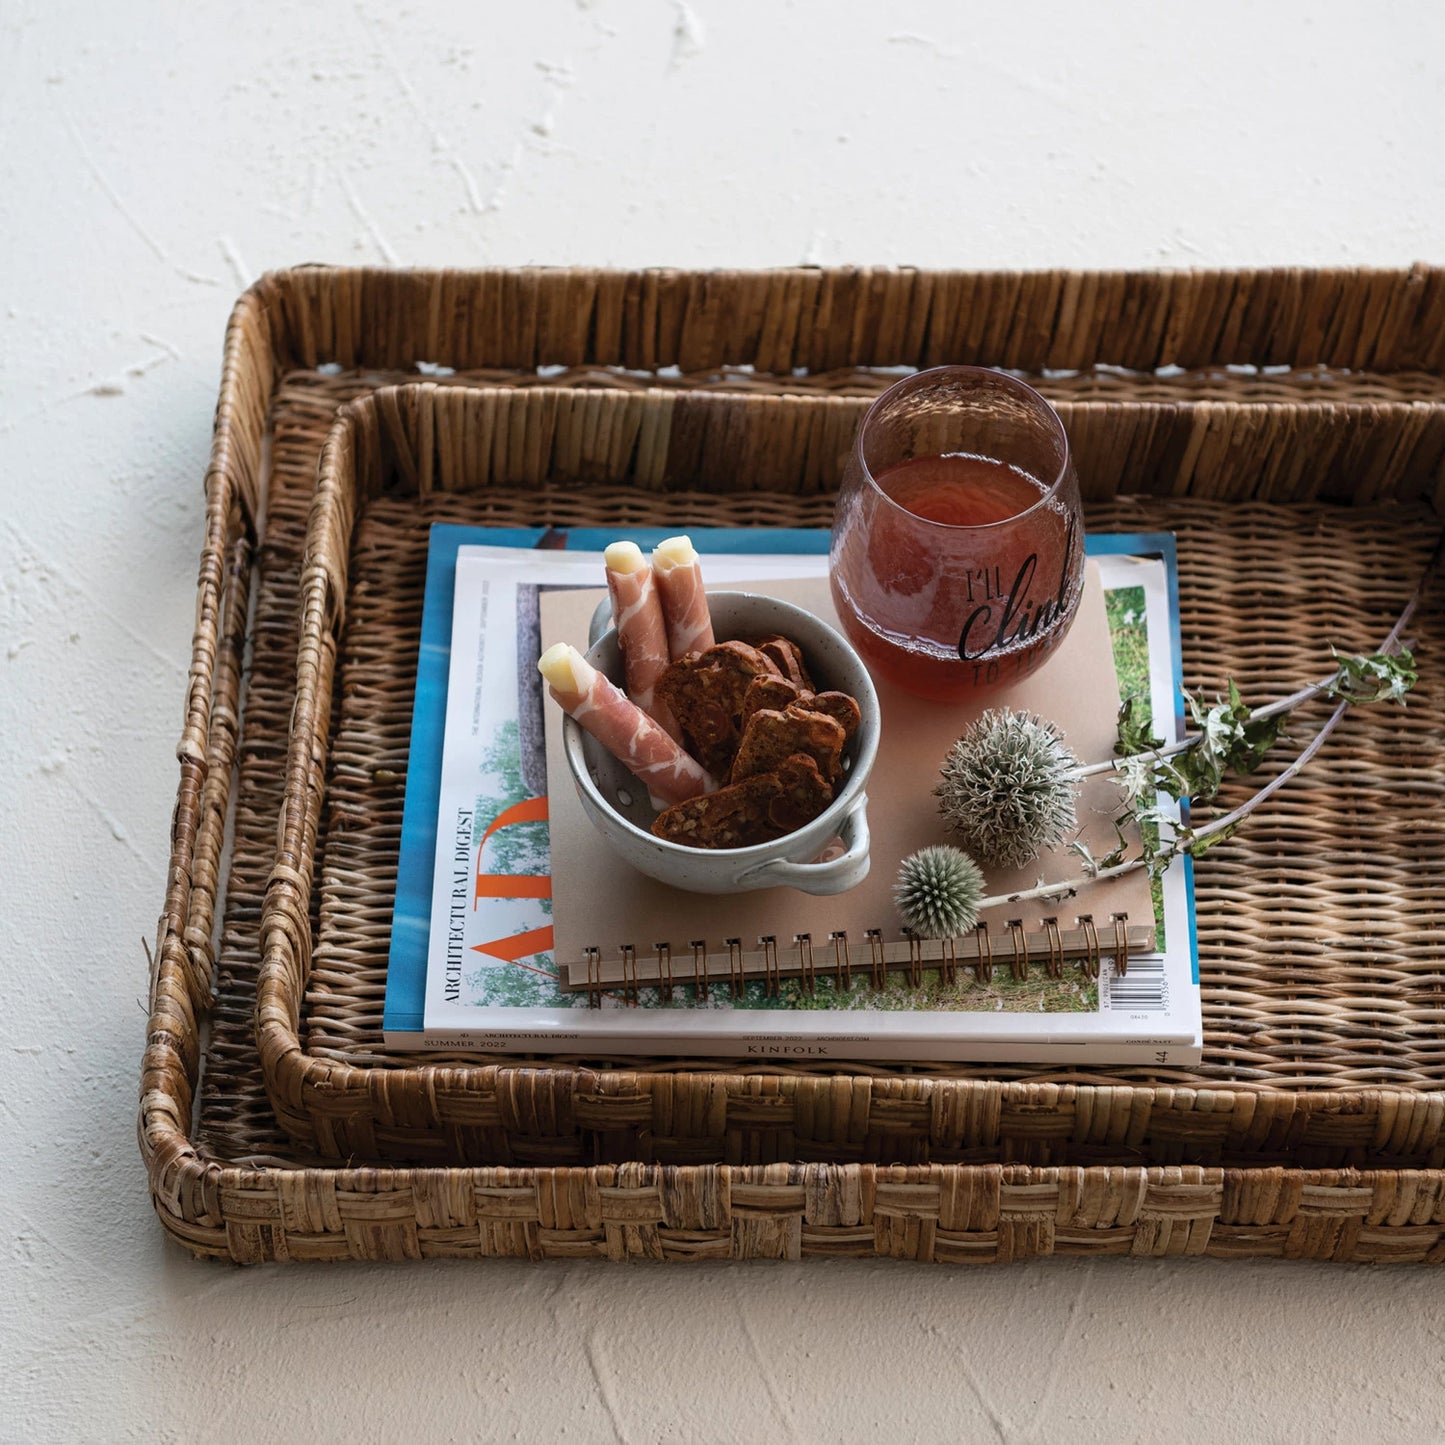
[652,534,715,660]
[539,643,715,806]
[604,540,679,739]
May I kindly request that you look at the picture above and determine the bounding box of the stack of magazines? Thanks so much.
[383,526,1201,1065]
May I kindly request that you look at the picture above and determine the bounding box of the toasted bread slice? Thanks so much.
[652,753,834,848]
[655,640,782,777]
[730,706,846,786]
[801,690,861,742]
[752,634,814,691]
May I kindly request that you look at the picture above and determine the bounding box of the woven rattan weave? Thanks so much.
[143,267,1445,1263]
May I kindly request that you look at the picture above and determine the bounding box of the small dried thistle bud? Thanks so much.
[935,709,1080,870]
[894,845,985,939]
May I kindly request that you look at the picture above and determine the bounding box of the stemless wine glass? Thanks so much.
[828,366,1085,702]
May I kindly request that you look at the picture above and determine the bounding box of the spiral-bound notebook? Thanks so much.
[383,527,1200,1063]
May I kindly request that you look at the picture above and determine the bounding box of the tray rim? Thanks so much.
[147,1157,1445,1265]
[141,266,1445,1263]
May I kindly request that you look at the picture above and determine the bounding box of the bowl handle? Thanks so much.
[735,797,871,896]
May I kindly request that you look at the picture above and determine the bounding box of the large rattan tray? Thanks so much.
[143,266,1445,1263]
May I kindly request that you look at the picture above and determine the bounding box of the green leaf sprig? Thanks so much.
[1077,648,1418,878]
[929,531,1438,926]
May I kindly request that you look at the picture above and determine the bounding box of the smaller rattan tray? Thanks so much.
[257,379,1445,1172]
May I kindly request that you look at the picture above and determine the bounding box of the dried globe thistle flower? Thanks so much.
[935,709,1080,870]
[894,845,985,939]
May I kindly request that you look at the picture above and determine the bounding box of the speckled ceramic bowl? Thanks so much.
[562,591,878,895]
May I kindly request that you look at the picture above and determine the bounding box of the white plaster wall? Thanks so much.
[2,1,1443,1440]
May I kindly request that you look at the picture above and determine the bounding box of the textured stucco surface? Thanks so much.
[2,1,1444,1441]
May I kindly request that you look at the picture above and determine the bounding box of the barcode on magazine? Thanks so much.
[1103,955,1168,1013]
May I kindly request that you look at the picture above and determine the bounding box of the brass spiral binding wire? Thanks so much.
[566,913,1143,998]
[1007,919,1029,981]
[726,938,745,999]
[794,933,816,995]
[585,946,602,1009]
[1041,917,1064,979]
[938,934,957,987]
[620,943,638,1006]
[1077,915,1101,979]
[904,931,924,988]
[1110,913,1130,977]
[974,922,994,983]
[866,929,887,989]
[760,936,781,997]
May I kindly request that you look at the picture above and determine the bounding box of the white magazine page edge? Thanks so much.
[423,548,1197,1045]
